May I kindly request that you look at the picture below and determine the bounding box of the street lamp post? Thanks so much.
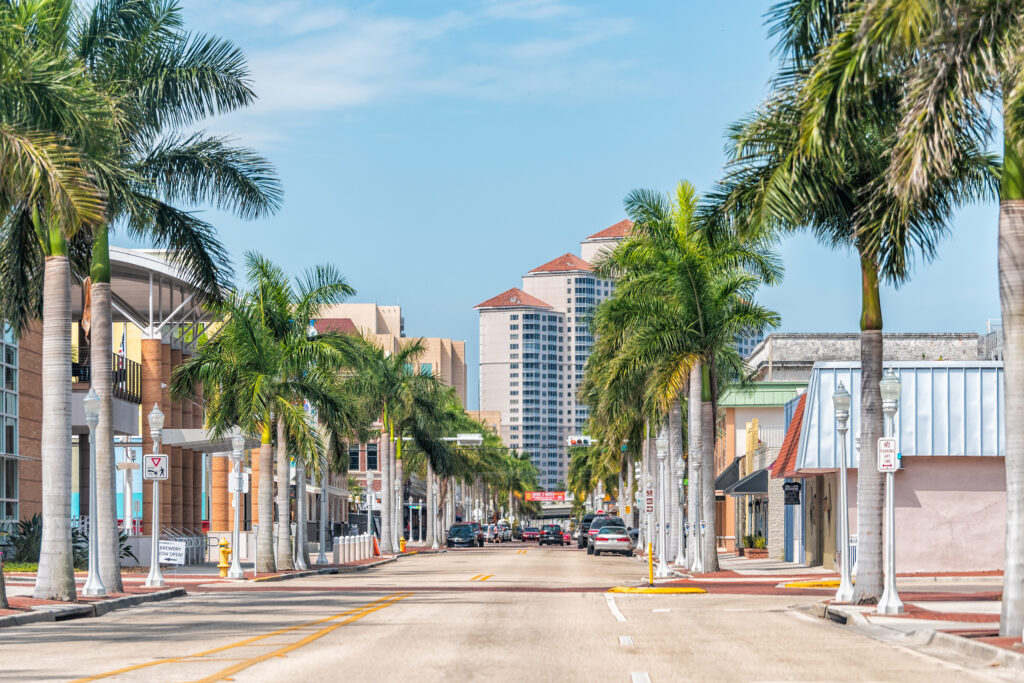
[317,454,328,566]
[692,458,704,574]
[419,498,424,542]
[878,369,905,615]
[833,382,854,602]
[431,483,440,550]
[633,463,642,547]
[393,479,402,550]
[227,434,245,579]
[675,455,685,565]
[144,404,165,588]
[408,496,413,544]
[366,470,374,542]
[655,428,670,577]
[81,389,105,596]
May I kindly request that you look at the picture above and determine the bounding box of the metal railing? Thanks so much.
[161,527,214,566]
[71,347,142,403]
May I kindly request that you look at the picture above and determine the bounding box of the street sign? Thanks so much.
[143,454,168,480]
[624,505,631,514]
[228,472,249,494]
[877,437,899,472]
[158,540,186,565]
[644,488,654,499]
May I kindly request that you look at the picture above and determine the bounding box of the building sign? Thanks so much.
[525,491,565,502]
[783,482,802,505]
[877,437,899,472]
[143,455,168,480]
[158,540,186,565]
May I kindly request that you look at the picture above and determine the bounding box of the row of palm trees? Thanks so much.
[1,0,281,600]
[170,251,540,570]
[579,0,1022,636]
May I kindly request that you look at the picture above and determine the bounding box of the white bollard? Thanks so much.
[346,536,352,564]
[332,537,340,564]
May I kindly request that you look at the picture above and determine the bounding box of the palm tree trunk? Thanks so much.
[425,464,435,546]
[687,366,701,570]
[379,430,392,554]
[852,256,884,604]
[275,417,293,570]
[256,426,275,572]
[34,250,76,601]
[294,459,308,570]
[395,449,404,546]
[90,225,122,592]
[701,363,719,572]
[669,399,683,562]
[999,136,1024,636]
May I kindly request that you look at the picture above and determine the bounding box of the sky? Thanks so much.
[140,0,1001,409]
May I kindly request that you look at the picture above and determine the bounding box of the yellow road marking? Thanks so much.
[607,587,706,594]
[70,593,405,683]
[479,574,493,581]
[193,593,410,682]
[469,574,483,581]
[783,579,840,588]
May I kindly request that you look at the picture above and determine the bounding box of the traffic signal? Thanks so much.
[566,435,593,447]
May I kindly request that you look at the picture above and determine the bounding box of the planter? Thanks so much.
[744,548,768,559]
[737,548,745,557]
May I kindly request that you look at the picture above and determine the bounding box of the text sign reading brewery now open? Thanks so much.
[524,491,565,502]
[877,437,899,472]
[143,455,168,480]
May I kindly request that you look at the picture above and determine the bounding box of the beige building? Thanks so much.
[476,220,630,490]
[467,410,502,441]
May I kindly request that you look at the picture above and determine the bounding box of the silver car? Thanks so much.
[592,525,633,556]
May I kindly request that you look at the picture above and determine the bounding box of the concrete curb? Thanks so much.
[0,588,186,629]
[800,601,1024,676]
[336,557,398,573]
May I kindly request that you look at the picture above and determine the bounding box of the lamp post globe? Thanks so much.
[144,403,165,588]
[81,389,105,596]
[833,381,854,602]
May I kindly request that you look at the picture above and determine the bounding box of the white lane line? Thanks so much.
[605,593,627,622]
[652,608,671,613]
[630,673,652,683]
[619,635,634,647]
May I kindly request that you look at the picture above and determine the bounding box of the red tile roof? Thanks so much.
[586,219,633,240]
[528,253,594,274]
[772,393,806,479]
[475,288,553,309]
[313,318,358,335]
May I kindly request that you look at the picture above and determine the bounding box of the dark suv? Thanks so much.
[576,513,596,549]
[539,524,565,546]
[586,516,625,554]
[447,524,477,548]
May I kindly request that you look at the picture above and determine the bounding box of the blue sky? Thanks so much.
[154,1,999,409]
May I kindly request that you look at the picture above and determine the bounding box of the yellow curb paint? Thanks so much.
[783,580,840,589]
[607,587,706,594]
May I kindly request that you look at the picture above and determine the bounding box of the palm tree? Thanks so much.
[703,0,995,601]
[797,0,1023,636]
[586,182,781,572]
[171,254,356,573]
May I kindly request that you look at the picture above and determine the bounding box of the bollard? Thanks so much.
[344,536,351,564]
[333,537,340,565]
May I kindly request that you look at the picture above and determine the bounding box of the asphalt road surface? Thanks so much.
[0,543,1004,682]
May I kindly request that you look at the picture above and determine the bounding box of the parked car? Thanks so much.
[521,527,540,542]
[447,524,478,548]
[592,525,633,556]
[539,524,566,546]
[468,522,485,547]
[586,516,625,555]
[576,513,596,549]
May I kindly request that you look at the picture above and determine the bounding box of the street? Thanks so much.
[0,544,1006,682]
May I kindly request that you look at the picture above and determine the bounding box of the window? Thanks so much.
[0,330,17,526]
[420,363,432,376]
[366,443,378,471]
[349,445,360,471]
[510,314,519,320]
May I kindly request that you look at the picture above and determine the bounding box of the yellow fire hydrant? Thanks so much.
[399,537,406,553]
[218,538,231,578]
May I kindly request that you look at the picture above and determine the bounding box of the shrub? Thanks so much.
[753,535,767,550]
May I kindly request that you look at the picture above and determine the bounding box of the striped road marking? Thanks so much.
[469,574,494,581]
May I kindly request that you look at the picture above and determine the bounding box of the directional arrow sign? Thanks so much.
[143,454,169,480]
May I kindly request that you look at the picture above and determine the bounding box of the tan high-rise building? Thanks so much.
[475,220,631,490]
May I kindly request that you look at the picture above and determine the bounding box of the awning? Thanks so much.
[160,428,261,452]
[725,468,769,495]
[714,457,741,491]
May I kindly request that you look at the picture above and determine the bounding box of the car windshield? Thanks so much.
[525,527,539,532]
[599,526,627,535]
[450,525,473,536]
[592,517,624,530]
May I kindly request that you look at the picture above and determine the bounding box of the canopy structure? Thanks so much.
[714,457,741,491]
[725,468,769,495]
[160,427,260,452]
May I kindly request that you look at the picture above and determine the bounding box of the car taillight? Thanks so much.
[596,536,609,542]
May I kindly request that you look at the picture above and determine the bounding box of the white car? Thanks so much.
[592,525,633,556]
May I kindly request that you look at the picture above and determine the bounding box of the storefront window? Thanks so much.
[366,443,378,470]
[0,332,17,529]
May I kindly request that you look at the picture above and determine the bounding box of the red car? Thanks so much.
[521,527,540,542]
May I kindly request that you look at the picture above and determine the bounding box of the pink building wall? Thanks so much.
[847,456,1005,573]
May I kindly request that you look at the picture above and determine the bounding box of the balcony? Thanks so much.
[71,346,141,403]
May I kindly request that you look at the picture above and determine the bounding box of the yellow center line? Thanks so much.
[192,593,411,683]
[469,574,482,581]
[69,593,405,683]
[479,575,493,581]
